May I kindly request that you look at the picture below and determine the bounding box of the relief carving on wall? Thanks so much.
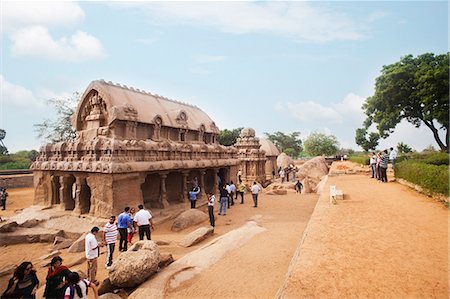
[82,90,107,122]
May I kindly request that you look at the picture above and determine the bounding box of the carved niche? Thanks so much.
[81,90,107,129]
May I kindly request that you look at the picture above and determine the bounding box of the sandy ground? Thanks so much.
[280,170,449,298]
[0,186,319,298]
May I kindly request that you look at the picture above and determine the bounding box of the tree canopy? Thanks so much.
[34,93,79,143]
[397,142,413,154]
[304,132,339,156]
[355,128,380,152]
[264,131,302,158]
[361,53,449,152]
[218,127,243,146]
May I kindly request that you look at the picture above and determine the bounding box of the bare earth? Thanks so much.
[0,167,448,298]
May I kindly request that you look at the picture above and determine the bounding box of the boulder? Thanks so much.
[296,156,329,181]
[109,241,160,288]
[171,210,209,232]
[266,189,287,195]
[98,278,115,295]
[277,153,294,169]
[158,253,174,269]
[39,250,61,261]
[155,240,171,246]
[52,239,73,251]
[265,182,295,192]
[99,294,122,299]
[19,219,41,228]
[66,256,86,268]
[0,264,16,277]
[68,233,87,253]
[179,227,214,247]
[0,221,18,233]
[53,236,67,245]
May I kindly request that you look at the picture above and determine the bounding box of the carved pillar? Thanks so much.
[73,176,82,214]
[59,176,75,211]
[159,172,170,208]
[181,171,189,202]
[212,168,219,195]
[50,175,59,205]
[199,169,206,199]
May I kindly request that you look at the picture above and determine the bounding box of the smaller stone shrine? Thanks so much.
[234,128,267,183]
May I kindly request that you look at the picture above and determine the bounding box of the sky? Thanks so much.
[0,0,448,153]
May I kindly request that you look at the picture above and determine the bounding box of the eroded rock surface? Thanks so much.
[171,210,208,232]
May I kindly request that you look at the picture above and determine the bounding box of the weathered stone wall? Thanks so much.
[110,173,145,217]
[87,173,114,217]
[0,174,33,189]
[33,171,51,206]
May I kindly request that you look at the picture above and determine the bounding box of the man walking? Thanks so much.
[207,193,215,227]
[218,184,228,216]
[134,204,154,240]
[380,149,389,183]
[251,182,261,207]
[237,180,245,204]
[85,226,104,285]
[117,207,132,252]
[103,216,118,268]
[389,147,397,171]
[229,181,236,206]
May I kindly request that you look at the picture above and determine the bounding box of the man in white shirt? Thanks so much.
[85,227,104,285]
[229,181,236,205]
[207,193,215,227]
[251,182,262,208]
[134,204,154,240]
[389,147,397,170]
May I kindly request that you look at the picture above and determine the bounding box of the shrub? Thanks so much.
[395,161,449,196]
[349,155,370,165]
[0,161,32,170]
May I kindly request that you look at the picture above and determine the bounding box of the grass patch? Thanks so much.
[349,155,370,165]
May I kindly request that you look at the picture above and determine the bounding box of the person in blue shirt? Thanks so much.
[117,207,132,251]
[189,187,200,209]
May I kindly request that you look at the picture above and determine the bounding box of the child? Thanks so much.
[64,272,98,299]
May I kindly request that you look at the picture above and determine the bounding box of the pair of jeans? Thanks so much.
[190,200,197,209]
[219,197,227,215]
[106,243,115,266]
[139,224,151,240]
[380,166,388,182]
[208,205,215,227]
[252,194,258,207]
[238,192,244,203]
[370,163,376,178]
[118,228,128,251]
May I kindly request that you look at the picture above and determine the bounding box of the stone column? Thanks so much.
[181,171,189,202]
[59,176,75,211]
[160,172,170,208]
[73,176,82,214]
[199,169,206,199]
[212,168,219,195]
[50,175,58,205]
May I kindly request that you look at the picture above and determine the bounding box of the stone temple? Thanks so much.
[32,80,279,218]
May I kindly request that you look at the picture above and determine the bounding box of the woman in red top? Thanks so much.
[43,256,71,298]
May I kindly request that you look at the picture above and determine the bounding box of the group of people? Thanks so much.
[2,256,98,299]
[0,187,8,210]
[278,164,298,183]
[369,147,397,183]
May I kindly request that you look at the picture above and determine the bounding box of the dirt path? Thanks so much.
[280,172,448,298]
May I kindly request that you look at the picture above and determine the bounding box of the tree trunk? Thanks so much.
[422,120,448,152]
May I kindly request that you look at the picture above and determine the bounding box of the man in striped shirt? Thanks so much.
[103,216,118,268]
[379,149,389,183]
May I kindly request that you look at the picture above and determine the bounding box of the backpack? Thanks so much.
[67,280,88,299]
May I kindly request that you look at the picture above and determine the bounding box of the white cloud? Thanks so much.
[193,55,227,64]
[11,26,105,62]
[334,92,366,123]
[110,2,365,42]
[0,75,42,107]
[2,1,84,32]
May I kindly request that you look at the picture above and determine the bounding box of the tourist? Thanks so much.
[389,147,397,171]
[218,184,228,216]
[369,152,377,178]
[134,204,154,240]
[229,181,236,206]
[279,169,285,183]
[380,149,389,183]
[376,152,382,180]
[207,193,215,227]
[237,180,245,204]
[0,187,8,210]
[251,182,262,208]
[295,180,303,194]
[127,207,136,245]
[117,207,132,252]
[85,226,103,285]
[2,262,39,299]
[291,167,297,182]
[103,216,118,268]
[237,169,242,183]
[189,186,200,209]
[225,183,232,208]
[64,272,98,299]
[43,256,71,298]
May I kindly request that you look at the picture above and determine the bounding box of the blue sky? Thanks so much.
[1,1,448,153]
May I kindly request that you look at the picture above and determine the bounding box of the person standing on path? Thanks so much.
[251,182,262,207]
[189,187,200,209]
[295,180,303,194]
[127,207,136,245]
[389,147,397,171]
[0,187,8,210]
[3,262,39,299]
[103,216,118,268]
[218,184,228,216]
[207,193,215,227]
[369,152,377,178]
[85,227,103,285]
[43,256,71,298]
[229,181,236,206]
[237,180,245,204]
[225,183,232,208]
[117,207,132,252]
[237,169,242,184]
[380,149,389,183]
[376,152,382,180]
[279,169,285,183]
[134,204,154,240]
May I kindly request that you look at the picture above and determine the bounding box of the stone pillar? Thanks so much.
[160,172,170,208]
[199,169,206,199]
[212,168,219,195]
[181,171,189,202]
[73,176,82,213]
[50,175,58,205]
[59,176,75,211]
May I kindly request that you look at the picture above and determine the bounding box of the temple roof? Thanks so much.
[259,138,280,157]
[73,80,219,133]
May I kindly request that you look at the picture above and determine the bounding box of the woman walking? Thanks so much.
[2,262,39,299]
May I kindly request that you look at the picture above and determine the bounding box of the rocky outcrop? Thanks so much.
[158,253,174,269]
[296,156,329,181]
[179,227,214,247]
[109,241,160,288]
[266,189,288,195]
[68,233,87,253]
[277,153,294,169]
[98,278,114,295]
[171,210,209,232]
[0,221,19,233]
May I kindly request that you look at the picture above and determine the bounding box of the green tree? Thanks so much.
[304,132,339,156]
[34,93,79,143]
[362,53,449,152]
[218,127,243,146]
[264,131,302,158]
[355,128,380,151]
[397,142,413,154]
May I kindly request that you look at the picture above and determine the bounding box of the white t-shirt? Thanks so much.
[208,195,215,206]
[370,154,376,165]
[64,279,91,299]
[85,233,98,259]
[251,184,261,194]
[134,209,152,226]
[390,149,397,160]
